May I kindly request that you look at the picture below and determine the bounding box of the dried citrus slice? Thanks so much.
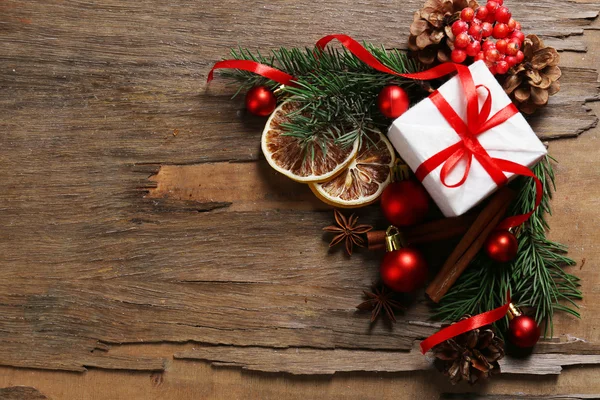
[309,131,396,208]
[261,102,359,183]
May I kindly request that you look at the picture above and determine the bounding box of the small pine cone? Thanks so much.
[432,316,505,385]
[502,35,561,115]
[408,0,479,65]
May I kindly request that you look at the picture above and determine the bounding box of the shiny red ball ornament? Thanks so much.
[245,86,277,117]
[484,230,518,262]
[380,180,430,227]
[508,315,540,348]
[377,85,409,119]
[381,247,428,293]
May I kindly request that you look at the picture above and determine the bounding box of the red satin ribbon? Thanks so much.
[206,59,297,87]
[420,295,511,354]
[316,34,541,230]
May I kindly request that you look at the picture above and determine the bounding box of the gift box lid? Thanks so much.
[388,60,547,217]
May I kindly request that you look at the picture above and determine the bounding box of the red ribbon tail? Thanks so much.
[493,159,543,230]
[207,60,297,87]
[420,294,511,355]
[315,34,401,76]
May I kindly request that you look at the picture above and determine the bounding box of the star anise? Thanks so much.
[356,285,404,323]
[323,209,373,255]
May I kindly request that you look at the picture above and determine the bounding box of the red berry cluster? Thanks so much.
[450,0,525,75]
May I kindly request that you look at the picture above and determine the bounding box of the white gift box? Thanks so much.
[387,60,547,217]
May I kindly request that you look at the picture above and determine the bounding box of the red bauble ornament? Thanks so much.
[508,315,540,348]
[380,227,428,293]
[484,230,518,262]
[245,86,277,117]
[378,85,409,119]
[380,180,429,227]
[381,248,428,292]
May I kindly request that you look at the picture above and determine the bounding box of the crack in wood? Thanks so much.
[0,386,50,400]
[174,341,600,376]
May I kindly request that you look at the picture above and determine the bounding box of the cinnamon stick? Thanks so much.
[367,230,387,251]
[426,187,516,303]
[366,212,477,250]
[403,212,478,245]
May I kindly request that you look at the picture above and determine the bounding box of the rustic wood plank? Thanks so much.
[146,162,324,212]
[2,343,600,400]
[0,0,598,380]
[174,341,600,375]
[528,67,599,139]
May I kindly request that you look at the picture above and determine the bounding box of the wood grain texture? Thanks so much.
[5,343,600,400]
[0,387,49,400]
[0,0,599,389]
[173,341,600,375]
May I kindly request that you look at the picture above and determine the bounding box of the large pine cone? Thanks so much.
[408,0,479,65]
[502,35,561,115]
[432,317,505,385]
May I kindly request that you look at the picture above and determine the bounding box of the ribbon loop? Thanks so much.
[476,84,492,128]
[440,147,471,188]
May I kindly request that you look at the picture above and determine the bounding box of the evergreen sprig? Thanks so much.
[434,156,581,336]
[217,45,424,154]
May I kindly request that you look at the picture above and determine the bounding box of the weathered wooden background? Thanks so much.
[0,0,599,398]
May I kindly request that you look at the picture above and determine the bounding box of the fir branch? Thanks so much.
[220,44,421,92]
[434,156,581,336]
[216,44,424,156]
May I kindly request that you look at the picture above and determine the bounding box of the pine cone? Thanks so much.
[432,317,505,385]
[502,35,561,115]
[408,0,479,65]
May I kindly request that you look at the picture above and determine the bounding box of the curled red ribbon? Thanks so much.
[316,34,542,230]
[419,295,511,354]
[206,59,297,87]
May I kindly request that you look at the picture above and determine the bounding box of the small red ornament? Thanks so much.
[452,20,469,36]
[484,230,518,262]
[508,304,540,348]
[475,6,489,20]
[495,6,512,24]
[380,227,428,293]
[245,86,277,117]
[451,49,467,63]
[492,23,509,39]
[377,85,409,119]
[380,180,429,227]
[455,33,471,49]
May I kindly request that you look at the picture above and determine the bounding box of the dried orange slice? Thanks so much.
[261,102,359,183]
[309,131,396,208]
